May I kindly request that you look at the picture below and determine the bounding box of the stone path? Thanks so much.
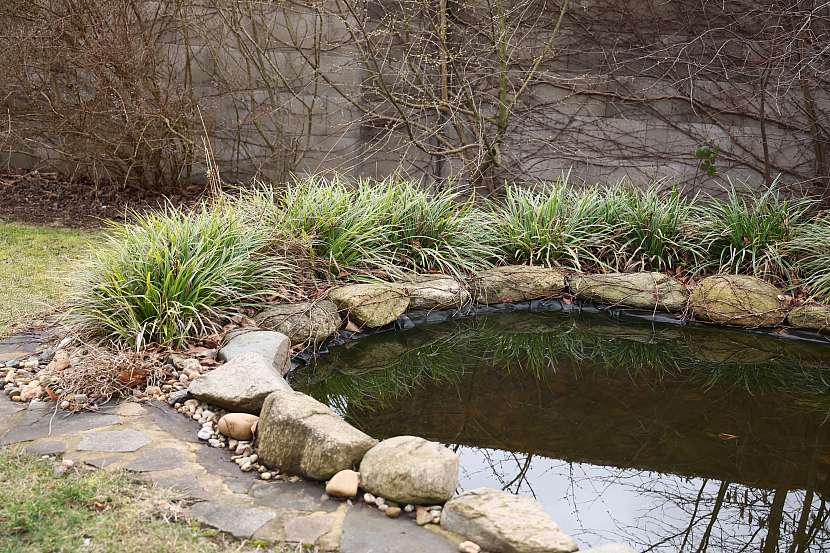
[0,335,460,552]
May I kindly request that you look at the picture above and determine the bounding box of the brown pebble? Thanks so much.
[385,506,402,518]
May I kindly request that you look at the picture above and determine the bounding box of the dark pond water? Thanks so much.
[290,310,830,552]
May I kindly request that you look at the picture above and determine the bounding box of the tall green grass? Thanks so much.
[698,183,813,282]
[74,201,296,348]
[788,216,830,301]
[241,176,498,277]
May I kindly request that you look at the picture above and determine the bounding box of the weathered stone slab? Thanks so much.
[341,505,458,553]
[328,284,410,328]
[474,266,566,304]
[689,275,786,327]
[788,303,830,332]
[249,480,338,512]
[189,501,277,539]
[255,300,341,345]
[0,411,121,445]
[441,488,578,553]
[359,436,459,504]
[188,352,292,414]
[152,474,211,500]
[569,272,687,312]
[218,329,290,374]
[85,455,125,469]
[24,440,67,456]
[256,390,377,480]
[395,276,471,310]
[283,513,336,545]
[78,429,150,453]
[125,447,184,472]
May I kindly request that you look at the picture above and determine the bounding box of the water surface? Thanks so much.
[292,311,830,552]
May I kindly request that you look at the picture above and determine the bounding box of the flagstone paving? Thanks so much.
[0,332,460,552]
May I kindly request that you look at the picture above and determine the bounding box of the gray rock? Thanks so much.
[85,455,125,469]
[568,272,688,312]
[188,352,292,414]
[255,300,341,345]
[581,545,638,553]
[474,266,566,304]
[328,284,410,328]
[218,329,290,375]
[24,440,67,456]
[359,436,459,504]
[256,390,377,480]
[167,389,189,405]
[78,429,151,453]
[788,303,830,332]
[689,275,786,327]
[0,411,121,445]
[341,505,458,553]
[125,447,184,472]
[395,276,470,310]
[441,488,578,553]
[189,501,277,539]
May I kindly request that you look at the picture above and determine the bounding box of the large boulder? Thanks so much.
[568,272,688,312]
[441,488,578,553]
[256,390,377,480]
[359,436,459,504]
[188,352,292,414]
[474,266,566,304]
[218,329,290,375]
[328,284,410,328]
[255,300,341,345]
[395,275,471,310]
[788,303,830,332]
[689,275,786,327]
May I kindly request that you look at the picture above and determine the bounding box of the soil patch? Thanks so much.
[0,170,204,228]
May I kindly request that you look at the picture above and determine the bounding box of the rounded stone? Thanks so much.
[326,469,360,498]
[216,413,260,441]
[359,436,459,504]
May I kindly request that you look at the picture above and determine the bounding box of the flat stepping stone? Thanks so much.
[283,513,336,545]
[125,447,184,472]
[24,440,67,456]
[249,480,337,513]
[85,455,125,469]
[151,474,211,500]
[0,411,121,445]
[341,504,457,553]
[78,429,150,452]
[189,501,277,539]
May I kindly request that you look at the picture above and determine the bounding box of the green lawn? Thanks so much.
[0,450,294,553]
[0,222,94,335]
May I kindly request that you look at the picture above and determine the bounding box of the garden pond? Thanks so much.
[291,309,830,552]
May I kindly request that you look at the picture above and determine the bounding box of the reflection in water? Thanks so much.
[292,311,830,551]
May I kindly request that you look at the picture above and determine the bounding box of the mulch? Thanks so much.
[0,171,205,228]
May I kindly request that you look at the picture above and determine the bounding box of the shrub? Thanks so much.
[74,201,295,348]
[493,180,614,271]
[603,182,703,273]
[698,182,813,282]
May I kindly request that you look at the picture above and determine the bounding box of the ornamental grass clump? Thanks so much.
[602,182,703,273]
[74,201,295,348]
[493,180,613,271]
[244,175,497,278]
[698,182,813,282]
[788,216,830,301]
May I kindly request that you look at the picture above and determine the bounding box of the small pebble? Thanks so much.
[364,493,376,505]
[261,472,272,480]
[385,506,401,518]
[196,428,212,440]
[458,541,481,553]
[404,504,415,513]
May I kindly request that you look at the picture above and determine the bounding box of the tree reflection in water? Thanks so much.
[293,310,830,551]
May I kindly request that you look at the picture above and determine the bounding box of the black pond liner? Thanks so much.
[290,298,830,369]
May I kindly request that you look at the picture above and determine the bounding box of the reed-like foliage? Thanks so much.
[788,216,830,300]
[698,183,813,281]
[73,201,295,348]
[493,181,614,271]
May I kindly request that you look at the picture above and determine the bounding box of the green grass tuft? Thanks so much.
[73,200,296,348]
[788,215,830,301]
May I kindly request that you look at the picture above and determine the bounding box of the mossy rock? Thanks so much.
[568,272,688,312]
[255,300,341,345]
[394,275,470,310]
[328,283,410,328]
[474,265,566,304]
[788,304,830,333]
[689,275,786,328]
